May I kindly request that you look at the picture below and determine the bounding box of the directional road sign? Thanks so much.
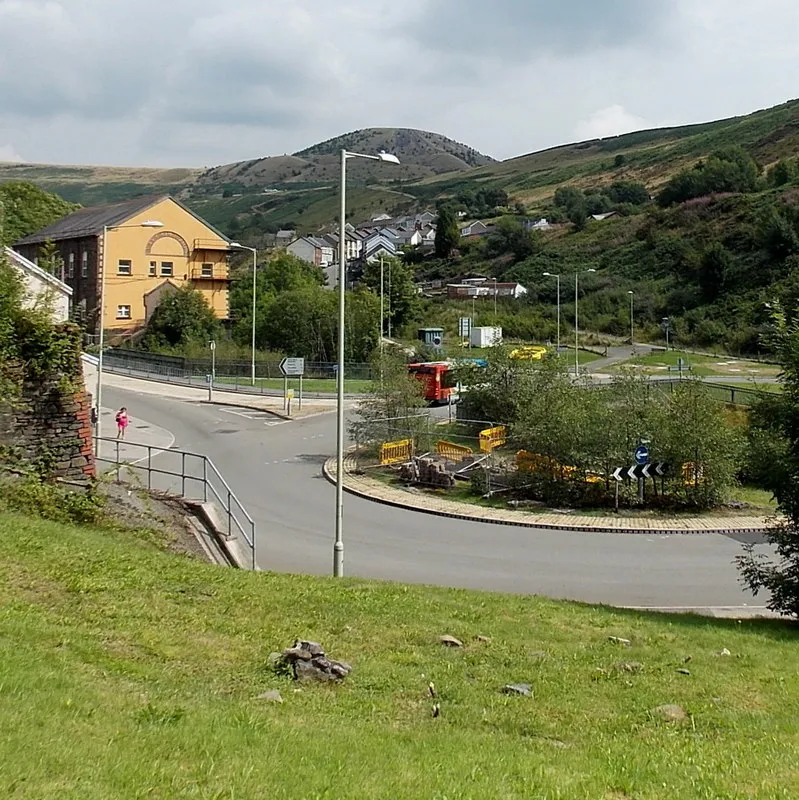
[458,317,472,338]
[613,462,667,481]
[279,357,305,376]
[634,444,649,465]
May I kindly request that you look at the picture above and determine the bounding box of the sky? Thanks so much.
[1,0,798,168]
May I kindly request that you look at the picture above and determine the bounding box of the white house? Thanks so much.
[286,236,335,267]
[323,230,364,262]
[5,247,72,322]
[362,232,398,262]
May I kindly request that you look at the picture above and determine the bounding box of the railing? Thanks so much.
[101,348,374,396]
[190,265,230,280]
[94,437,256,569]
[651,378,769,407]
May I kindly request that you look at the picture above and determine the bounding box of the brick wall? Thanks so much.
[0,324,96,482]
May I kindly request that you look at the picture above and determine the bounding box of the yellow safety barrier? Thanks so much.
[681,461,704,486]
[380,439,413,465]
[436,440,474,461]
[516,450,604,483]
[479,426,507,453]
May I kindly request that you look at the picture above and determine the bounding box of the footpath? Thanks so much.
[326,455,776,535]
[82,358,342,421]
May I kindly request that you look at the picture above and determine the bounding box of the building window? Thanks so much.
[149,261,156,276]
[160,261,173,277]
[116,305,131,320]
[201,262,213,277]
[118,259,132,275]
[81,251,88,277]
[68,253,75,278]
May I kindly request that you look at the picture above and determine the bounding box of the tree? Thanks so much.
[434,205,460,258]
[38,239,64,280]
[350,349,427,451]
[698,242,732,301]
[768,159,795,187]
[0,182,78,246]
[486,217,541,262]
[141,285,221,349]
[361,255,419,334]
[737,308,799,616]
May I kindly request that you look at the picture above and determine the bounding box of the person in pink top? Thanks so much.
[115,407,129,440]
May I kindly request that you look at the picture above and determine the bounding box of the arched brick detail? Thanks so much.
[145,231,190,257]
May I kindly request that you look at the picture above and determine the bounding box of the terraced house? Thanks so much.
[14,195,231,339]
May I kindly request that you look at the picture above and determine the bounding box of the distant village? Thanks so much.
[274,208,583,300]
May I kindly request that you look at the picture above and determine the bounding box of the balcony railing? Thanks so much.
[190,265,230,280]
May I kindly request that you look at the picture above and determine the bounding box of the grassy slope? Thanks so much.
[1,510,798,799]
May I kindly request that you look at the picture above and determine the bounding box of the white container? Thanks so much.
[470,326,502,348]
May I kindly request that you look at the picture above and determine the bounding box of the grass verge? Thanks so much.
[613,349,780,378]
[1,511,797,799]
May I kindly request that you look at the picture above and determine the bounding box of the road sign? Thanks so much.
[458,317,472,338]
[279,357,305,376]
[634,444,649,465]
[617,462,667,481]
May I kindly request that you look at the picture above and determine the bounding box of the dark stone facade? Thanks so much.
[0,324,96,482]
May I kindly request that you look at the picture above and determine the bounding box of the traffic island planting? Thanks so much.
[0,510,797,799]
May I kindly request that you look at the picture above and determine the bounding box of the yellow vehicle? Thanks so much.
[510,346,547,361]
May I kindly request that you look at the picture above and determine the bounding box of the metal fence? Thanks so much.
[95,437,257,569]
[102,348,374,396]
[651,378,769,407]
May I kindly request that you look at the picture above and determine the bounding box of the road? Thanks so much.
[102,383,770,611]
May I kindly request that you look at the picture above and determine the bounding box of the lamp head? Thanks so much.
[377,151,400,165]
[140,220,164,228]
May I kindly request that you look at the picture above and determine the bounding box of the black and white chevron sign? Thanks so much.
[612,462,667,482]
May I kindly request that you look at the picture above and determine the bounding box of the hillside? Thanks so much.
[194,127,495,190]
[410,98,799,206]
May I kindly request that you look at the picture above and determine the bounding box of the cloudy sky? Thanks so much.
[1,0,798,168]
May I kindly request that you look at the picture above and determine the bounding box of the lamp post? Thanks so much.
[230,243,258,385]
[379,254,384,354]
[95,219,163,444]
[574,268,596,378]
[628,290,635,345]
[335,148,400,577]
[542,272,561,351]
[663,316,671,351]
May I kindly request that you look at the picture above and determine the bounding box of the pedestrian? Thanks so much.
[115,407,129,440]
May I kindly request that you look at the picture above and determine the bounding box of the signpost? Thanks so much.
[612,461,668,509]
[459,317,472,346]
[279,357,305,412]
[208,340,216,401]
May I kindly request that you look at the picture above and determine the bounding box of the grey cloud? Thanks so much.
[408,0,673,58]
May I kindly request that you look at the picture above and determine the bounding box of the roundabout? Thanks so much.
[92,365,774,613]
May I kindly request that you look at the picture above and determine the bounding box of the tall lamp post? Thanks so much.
[335,148,400,577]
[95,219,163,443]
[574,268,596,378]
[628,290,635,345]
[542,272,561,351]
[230,243,258,385]
[663,316,671,351]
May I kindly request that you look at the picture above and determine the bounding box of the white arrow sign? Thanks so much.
[279,357,305,376]
[612,467,625,482]
[627,465,638,480]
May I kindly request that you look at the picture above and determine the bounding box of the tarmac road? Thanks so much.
[103,383,770,611]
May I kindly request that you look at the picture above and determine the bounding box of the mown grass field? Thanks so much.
[0,510,797,799]
[616,349,781,379]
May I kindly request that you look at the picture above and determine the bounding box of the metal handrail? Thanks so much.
[95,437,257,569]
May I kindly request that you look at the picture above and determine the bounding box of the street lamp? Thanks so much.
[574,268,596,377]
[335,148,400,578]
[542,272,561,351]
[663,316,671,351]
[230,242,258,385]
[95,219,163,443]
[628,290,634,345]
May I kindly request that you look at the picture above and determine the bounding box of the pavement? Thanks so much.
[327,455,776,535]
[82,359,343,420]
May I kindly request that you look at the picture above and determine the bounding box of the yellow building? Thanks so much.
[14,195,231,337]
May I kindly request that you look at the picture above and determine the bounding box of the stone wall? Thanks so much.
[0,324,96,482]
